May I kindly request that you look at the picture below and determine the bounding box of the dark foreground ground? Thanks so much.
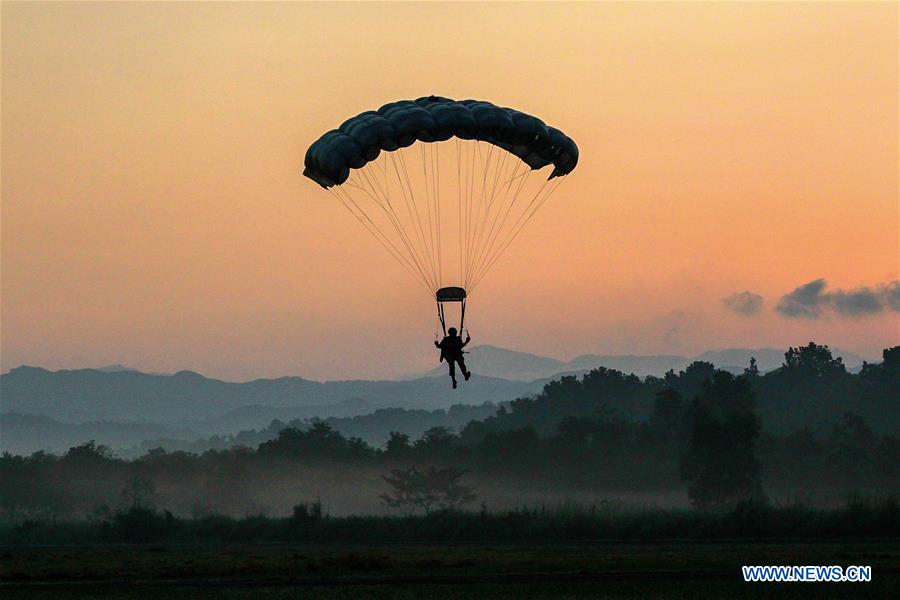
[2,540,897,598]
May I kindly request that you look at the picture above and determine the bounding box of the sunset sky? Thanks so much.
[2,2,898,381]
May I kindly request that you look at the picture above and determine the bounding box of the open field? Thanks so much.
[2,540,898,598]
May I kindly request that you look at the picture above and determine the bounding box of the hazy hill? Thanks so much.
[0,412,201,455]
[94,364,170,376]
[0,366,538,425]
[193,398,377,433]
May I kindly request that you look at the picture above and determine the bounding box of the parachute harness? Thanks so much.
[436,295,466,337]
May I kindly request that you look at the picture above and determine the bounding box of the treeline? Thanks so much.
[135,402,503,455]
[4,498,898,545]
[1,344,897,520]
[459,344,899,437]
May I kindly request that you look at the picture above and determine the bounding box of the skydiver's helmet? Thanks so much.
[448,327,458,336]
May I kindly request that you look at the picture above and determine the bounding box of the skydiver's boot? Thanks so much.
[464,371,471,381]
[452,377,458,389]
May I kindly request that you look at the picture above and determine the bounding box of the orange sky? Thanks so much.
[2,2,898,381]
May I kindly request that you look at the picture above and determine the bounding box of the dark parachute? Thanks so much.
[303,96,578,188]
[302,95,578,337]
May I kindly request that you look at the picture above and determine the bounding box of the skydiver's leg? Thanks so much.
[458,357,471,381]
[448,357,457,388]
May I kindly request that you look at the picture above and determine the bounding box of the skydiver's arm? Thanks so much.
[462,336,471,348]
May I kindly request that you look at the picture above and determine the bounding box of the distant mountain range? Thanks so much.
[0,365,537,426]
[420,345,867,381]
[1,344,873,456]
[2,346,869,424]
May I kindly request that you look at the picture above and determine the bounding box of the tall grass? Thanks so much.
[2,497,896,545]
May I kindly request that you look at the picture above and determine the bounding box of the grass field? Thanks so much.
[2,540,897,598]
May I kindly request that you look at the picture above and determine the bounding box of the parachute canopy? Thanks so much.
[304,96,578,189]
[302,95,578,300]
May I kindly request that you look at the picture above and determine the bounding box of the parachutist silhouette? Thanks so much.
[435,327,471,389]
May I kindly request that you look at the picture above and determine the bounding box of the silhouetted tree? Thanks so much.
[257,421,372,460]
[783,343,846,377]
[666,361,717,401]
[681,372,764,509]
[647,389,688,449]
[385,431,412,457]
[744,357,760,378]
[757,343,852,433]
[413,427,457,458]
[347,437,373,459]
[380,466,476,513]
[825,412,879,491]
[65,440,115,462]
[292,500,323,522]
[857,346,900,430]
[478,427,540,467]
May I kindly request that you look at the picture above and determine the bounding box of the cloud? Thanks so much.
[722,291,764,316]
[776,279,828,318]
[776,279,900,319]
[830,288,883,316]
